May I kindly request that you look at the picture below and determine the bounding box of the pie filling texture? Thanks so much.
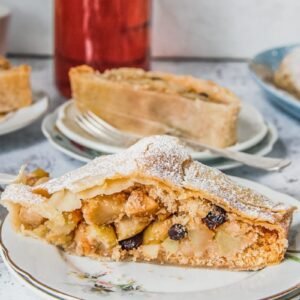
[13,184,283,268]
[1,136,294,270]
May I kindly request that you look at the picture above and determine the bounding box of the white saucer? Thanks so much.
[56,100,268,161]
[42,108,278,171]
[1,176,300,300]
[0,91,48,136]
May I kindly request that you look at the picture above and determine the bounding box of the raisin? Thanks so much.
[202,205,227,230]
[168,224,187,240]
[150,76,162,81]
[199,92,209,97]
[119,233,143,250]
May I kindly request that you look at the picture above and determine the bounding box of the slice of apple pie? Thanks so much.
[0,56,32,114]
[70,66,240,148]
[0,136,294,270]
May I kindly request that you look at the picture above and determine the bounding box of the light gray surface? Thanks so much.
[0,57,299,299]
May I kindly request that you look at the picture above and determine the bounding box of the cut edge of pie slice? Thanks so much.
[0,136,295,270]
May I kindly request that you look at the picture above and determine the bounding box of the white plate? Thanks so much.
[0,91,48,136]
[0,111,13,123]
[56,100,268,160]
[42,109,278,170]
[202,123,278,171]
[1,176,300,300]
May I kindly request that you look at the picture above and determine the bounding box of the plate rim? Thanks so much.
[208,122,277,170]
[0,91,49,136]
[0,251,64,300]
[0,228,79,300]
[42,109,278,170]
[56,100,268,160]
[1,176,300,300]
[42,112,92,163]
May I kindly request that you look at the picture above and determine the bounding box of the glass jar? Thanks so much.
[55,0,151,97]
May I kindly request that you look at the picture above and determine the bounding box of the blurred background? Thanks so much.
[2,0,300,58]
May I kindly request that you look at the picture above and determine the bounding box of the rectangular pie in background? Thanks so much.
[0,136,294,271]
[69,66,241,148]
[0,56,32,114]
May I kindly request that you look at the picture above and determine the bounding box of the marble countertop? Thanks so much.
[0,57,299,300]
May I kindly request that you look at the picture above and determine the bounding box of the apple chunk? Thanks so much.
[115,216,151,241]
[86,224,118,249]
[125,190,159,217]
[215,230,242,256]
[82,193,126,225]
[143,218,172,244]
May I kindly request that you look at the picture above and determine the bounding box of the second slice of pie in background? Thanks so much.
[69,66,241,148]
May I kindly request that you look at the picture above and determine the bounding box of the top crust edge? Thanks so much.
[69,65,241,107]
[2,135,291,224]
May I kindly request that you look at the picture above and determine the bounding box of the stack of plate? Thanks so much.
[42,100,278,170]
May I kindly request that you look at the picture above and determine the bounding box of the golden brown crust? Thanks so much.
[69,66,240,148]
[0,57,32,113]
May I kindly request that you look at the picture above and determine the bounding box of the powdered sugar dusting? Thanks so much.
[183,161,289,222]
[37,135,189,194]
[37,153,138,193]
[1,135,292,223]
[134,136,189,185]
[1,184,46,205]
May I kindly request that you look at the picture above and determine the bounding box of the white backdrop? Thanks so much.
[2,0,300,58]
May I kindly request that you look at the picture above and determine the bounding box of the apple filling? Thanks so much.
[11,182,281,268]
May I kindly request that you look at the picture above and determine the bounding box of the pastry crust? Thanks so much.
[69,66,240,148]
[0,136,294,270]
[0,57,32,113]
[274,48,300,100]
